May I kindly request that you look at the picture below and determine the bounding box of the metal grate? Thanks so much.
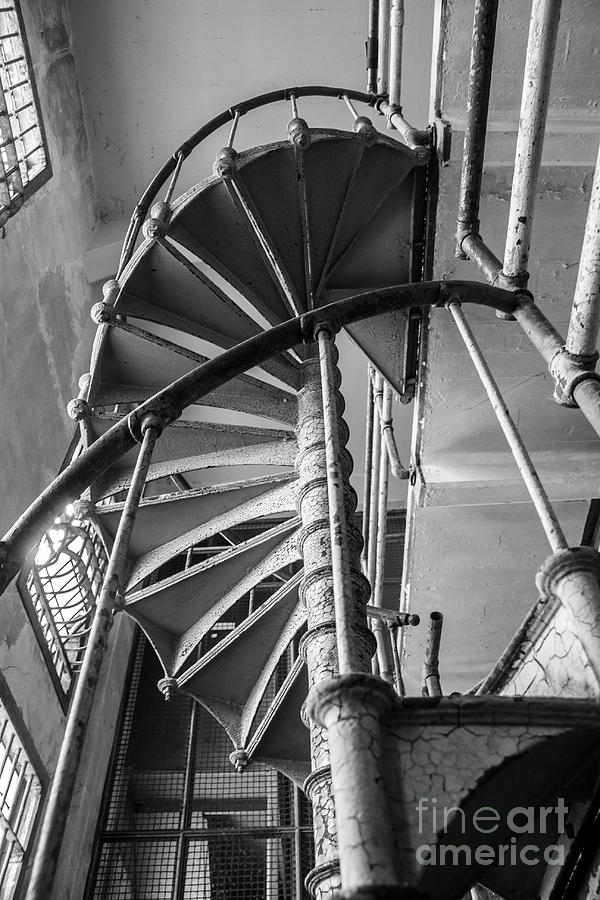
[0,700,42,900]
[0,2,50,227]
[88,638,314,899]
[20,507,108,696]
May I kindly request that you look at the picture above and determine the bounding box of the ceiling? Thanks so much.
[66,0,600,694]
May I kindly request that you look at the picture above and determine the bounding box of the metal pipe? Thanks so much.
[317,329,367,674]
[502,0,562,281]
[377,0,391,95]
[460,233,503,285]
[361,368,375,570]
[366,0,379,94]
[449,300,568,552]
[422,611,443,697]
[25,419,160,900]
[388,0,404,108]
[566,139,600,359]
[367,375,382,591]
[376,98,430,152]
[456,0,499,247]
[372,379,394,683]
[389,623,405,695]
[371,375,407,477]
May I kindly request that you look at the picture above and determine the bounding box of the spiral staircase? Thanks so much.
[79,104,428,786]
[12,91,600,900]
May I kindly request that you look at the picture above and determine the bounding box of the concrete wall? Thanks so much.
[0,0,97,533]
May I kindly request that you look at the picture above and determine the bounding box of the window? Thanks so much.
[21,507,108,698]
[0,700,42,900]
[0,2,50,228]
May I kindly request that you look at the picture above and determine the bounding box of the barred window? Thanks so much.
[21,506,108,697]
[0,2,50,228]
[0,701,42,900]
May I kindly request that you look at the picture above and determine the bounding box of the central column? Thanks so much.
[295,347,373,899]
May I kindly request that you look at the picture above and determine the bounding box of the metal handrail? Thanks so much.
[0,279,518,591]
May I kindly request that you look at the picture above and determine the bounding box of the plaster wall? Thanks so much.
[0,4,136,897]
[68,0,435,219]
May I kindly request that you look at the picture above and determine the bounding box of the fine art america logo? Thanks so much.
[415,798,567,867]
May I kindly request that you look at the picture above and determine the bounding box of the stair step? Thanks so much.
[236,146,307,309]
[302,132,365,300]
[325,175,418,290]
[126,477,298,589]
[95,472,297,560]
[117,237,301,388]
[178,573,305,748]
[88,410,295,469]
[169,172,294,327]
[246,655,310,788]
[96,439,297,499]
[344,307,412,398]
[88,324,297,425]
[125,518,300,674]
[322,141,419,290]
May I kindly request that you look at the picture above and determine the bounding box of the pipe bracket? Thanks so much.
[549,346,600,407]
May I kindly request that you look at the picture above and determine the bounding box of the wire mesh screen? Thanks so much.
[21,509,108,694]
[88,638,314,899]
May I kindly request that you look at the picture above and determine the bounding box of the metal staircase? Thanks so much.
[5,70,600,900]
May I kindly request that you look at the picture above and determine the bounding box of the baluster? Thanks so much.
[26,413,162,900]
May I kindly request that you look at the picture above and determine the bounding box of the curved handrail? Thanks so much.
[117,84,418,275]
[0,280,519,591]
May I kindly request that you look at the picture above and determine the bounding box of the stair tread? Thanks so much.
[96,440,297,498]
[324,142,417,285]
[126,517,299,626]
[117,238,301,389]
[178,575,305,747]
[325,176,416,289]
[302,134,364,299]
[169,177,294,327]
[125,478,298,588]
[96,472,297,559]
[246,655,310,786]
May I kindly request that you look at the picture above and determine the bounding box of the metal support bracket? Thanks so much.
[549,346,600,407]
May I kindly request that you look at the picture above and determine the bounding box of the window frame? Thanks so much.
[0,671,46,900]
[0,0,51,227]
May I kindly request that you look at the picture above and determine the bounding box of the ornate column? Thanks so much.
[295,346,373,899]
[537,546,600,682]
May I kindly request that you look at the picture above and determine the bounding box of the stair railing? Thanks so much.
[24,414,161,900]
[3,277,600,898]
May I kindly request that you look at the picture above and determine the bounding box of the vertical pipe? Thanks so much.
[173,698,198,900]
[389,624,405,695]
[422,611,443,697]
[448,301,568,552]
[566,139,600,359]
[367,377,382,590]
[26,418,160,900]
[361,369,375,571]
[293,785,303,900]
[372,383,393,683]
[388,0,404,108]
[502,0,562,281]
[366,0,379,93]
[456,0,499,246]
[377,0,391,95]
